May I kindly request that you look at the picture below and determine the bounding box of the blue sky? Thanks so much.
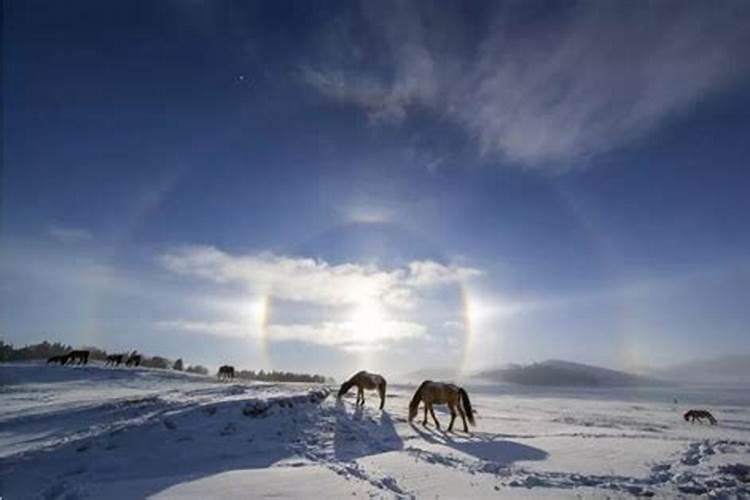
[2,0,749,376]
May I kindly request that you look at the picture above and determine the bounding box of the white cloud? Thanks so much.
[443,320,464,330]
[268,320,427,348]
[406,260,480,287]
[48,226,93,244]
[302,1,750,169]
[160,245,479,308]
[346,205,394,224]
[155,320,252,338]
[158,245,478,349]
[155,318,426,351]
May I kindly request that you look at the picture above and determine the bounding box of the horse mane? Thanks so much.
[408,380,431,420]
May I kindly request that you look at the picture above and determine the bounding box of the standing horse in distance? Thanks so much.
[106,354,125,366]
[684,409,717,425]
[218,365,235,381]
[47,354,69,365]
[337,371,387,410]
[66,350,90,365]
[409,380,475,432]
[126,352,141,367]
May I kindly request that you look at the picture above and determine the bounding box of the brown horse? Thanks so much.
[409,380,475,432]
[218,365,235,381]
[106,354,124,366]
[337,370,387,409]
[47,354,69,365]
[65,350,90,365]
[684,409,717,425]
[126,353,141,367]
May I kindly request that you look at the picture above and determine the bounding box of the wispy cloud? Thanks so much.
[160,245,478,308]
[48,226,93,244]
[158,245,478,349]
[345,205,394,224]
[302,1,750,169]
[267,321,426,348]
[155,320,251,338]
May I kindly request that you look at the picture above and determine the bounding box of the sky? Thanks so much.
[2,0,750,377]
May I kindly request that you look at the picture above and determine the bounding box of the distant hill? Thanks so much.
[399,367,459,383]
[652,355,750,384]
[474,359,660,387]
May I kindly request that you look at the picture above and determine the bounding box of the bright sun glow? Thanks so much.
[252,298,268,328]
[466,297,494,326]
[349,299,388,344]
[234,297,268,337]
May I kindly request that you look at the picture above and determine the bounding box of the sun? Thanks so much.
[350,298,387,344]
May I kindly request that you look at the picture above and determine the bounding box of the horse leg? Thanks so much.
[448,403,457,432]
[423,405,429,426]
[359,387,365,406]
[458,406,468,432]
[429,404,441,430]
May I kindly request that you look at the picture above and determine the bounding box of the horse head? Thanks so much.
[337,380,352,399]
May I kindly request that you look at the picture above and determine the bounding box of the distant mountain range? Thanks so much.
[473,359,659,387]
[400,354,750,388]
[399,367,459,383]
[400,360,657,387]
[651,354,750,384]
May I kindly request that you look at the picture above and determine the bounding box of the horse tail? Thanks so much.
[459,388,475,426]
[409,381,429,421]
[378,379,387,410]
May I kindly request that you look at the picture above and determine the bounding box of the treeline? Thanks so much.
[0,340,72,362]
[0,340,209,374]
[236,369,326,384]
[0,340,326,383]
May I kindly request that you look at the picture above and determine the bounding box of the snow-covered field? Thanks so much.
[1,362,749,499]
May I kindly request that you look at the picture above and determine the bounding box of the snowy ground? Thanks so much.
[1,362,749,499]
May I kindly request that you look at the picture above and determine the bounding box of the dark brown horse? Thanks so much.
[126,353,141,367]
[218,365,235,380]
[65,350,90,365]
[337,371,387,409]
[409,380,475,432]
[684,409,717,425]
[47,354,69,365]
[106,354,124,366]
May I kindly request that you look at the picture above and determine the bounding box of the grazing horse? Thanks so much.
[66,350,90,365]
[47,354,69,365]
[218,365,235,381]
[409,380,475,432]
[684,409,717,425]
[337,370,387,410]
[126,353,141,367]
[106,354,124,366]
